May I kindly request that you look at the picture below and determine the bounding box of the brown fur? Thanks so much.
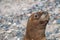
[24,11,50,40]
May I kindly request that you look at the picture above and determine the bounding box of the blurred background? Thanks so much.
[0,0,60,40]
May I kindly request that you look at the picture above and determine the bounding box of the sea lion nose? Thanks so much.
[40,11,48,19]
[43,11,48,15]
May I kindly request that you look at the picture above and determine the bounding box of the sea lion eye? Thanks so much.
[34,14,39,18]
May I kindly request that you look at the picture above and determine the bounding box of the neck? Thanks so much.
[25,26,46,40]
[25,21,46,40]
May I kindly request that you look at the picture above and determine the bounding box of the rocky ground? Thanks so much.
[0,0,60,40]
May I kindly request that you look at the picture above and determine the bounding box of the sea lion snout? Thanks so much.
[40,11,49,20]
[39,11,49,26]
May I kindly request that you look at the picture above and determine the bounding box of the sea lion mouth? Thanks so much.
[39,20,48,25]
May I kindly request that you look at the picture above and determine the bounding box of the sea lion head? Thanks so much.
[28,11,50,29]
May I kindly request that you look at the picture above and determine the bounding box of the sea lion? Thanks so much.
[24,11,50,40]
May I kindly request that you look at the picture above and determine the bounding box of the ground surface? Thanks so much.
[0,0,60,40]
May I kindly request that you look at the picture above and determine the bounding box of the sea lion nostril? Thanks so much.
[45,12,48,15]
[42,11,48,15]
